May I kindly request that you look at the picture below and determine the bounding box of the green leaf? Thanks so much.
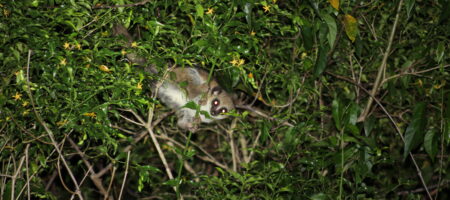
[313,45,329,77]
[444,93,450,144]
[183,101,199,110]
[405,0,415,19]
[332,99,341,130]
[403,102,427,161]
[438,0,450,24]
[195,4,204,19]
[435,42,445,63]
[318,21,328,46]
[424,130,438,162]
[310,193,328,200]
[363,116,375,136]
[301,24,314,51]
[322,14,337,48]
[244,3,253,27]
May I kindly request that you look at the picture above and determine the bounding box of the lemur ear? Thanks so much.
[211,86,222,95]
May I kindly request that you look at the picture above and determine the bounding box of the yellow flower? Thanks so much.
[238,59,245,66]
[22,101,29,107]
[301,52,307,59]
[56,120,68,126]
[99,65,111,72]
[230,58,245,67]
[22,109,30,116]
[83,112,96,118]
[12,92,22,100]
[137,82,143,89]
[272,0,277,3]
[63,42,70,49]
[250,31,256,36]
[3,9,10,17]
[131,42,138,48]
[121,49,127,55]
[263,5,270,12]
[206,8,214,15]
[230,58,239,66]
[75,43,81,50]
[60,58,67,66]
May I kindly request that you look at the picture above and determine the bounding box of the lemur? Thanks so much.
[113,24,235,132]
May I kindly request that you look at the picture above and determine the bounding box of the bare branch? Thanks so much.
[119,151,131,200]
[11,155,25,200]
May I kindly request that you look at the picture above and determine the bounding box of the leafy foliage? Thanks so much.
[0,0,449,199]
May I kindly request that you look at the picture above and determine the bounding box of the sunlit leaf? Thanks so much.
[196,4,204,18]
[328,0,339,10]
[343,14,358,42]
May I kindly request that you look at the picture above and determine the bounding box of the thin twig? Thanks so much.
[25,144,30,200]
[25,50,84,200]
[358,0,404,122]
[250,69,270,106]
[381,64,450,85]
[104,167,117,200]
[247,129,262,163]
[228,118,238,172]
[70,166,93,200]
[235,104,294,127]
[119,151,131,200]
[11,155,25,200]
[436,88,446,200]
[397,180,450,196]
[119,114,145,126]
[239,134,249,163]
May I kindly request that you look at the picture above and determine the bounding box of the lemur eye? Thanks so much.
[220,108,228,114]
[212,99,220,106]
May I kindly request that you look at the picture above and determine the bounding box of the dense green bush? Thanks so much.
[1,0,449,199]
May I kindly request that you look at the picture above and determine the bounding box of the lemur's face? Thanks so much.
[207,86,234,120]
